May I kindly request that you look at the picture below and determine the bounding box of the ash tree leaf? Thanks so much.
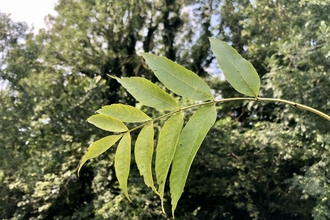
[115,132,131,201]
[141,53,214,101]
[97,104,151,122]
[87,114,128,132]
[113,76,179,110]
[210,38,260,98]
[135,122,158,194]
[170,104,217,217]
[78,135,123,176]
[155,112,184,213]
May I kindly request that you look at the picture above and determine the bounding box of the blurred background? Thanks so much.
[1,0,330,219]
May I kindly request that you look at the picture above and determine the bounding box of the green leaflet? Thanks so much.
[135,122,158,194]
[87,114,128,132]
[170,104,216,217]
[113,76,180,110]
[77,135,123,176]
[210,38,260,98]
[97,104,151,122]
[155,113,184,212]
[141,53,214,101]
[115,132,131,201]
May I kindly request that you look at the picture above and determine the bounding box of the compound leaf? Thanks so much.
[78,135,122,176]
[155,112,184,212]
[87,114,128,132]
[135,122,158,194]
[170,104,216,217]
[113,76,179,110]
[97,104,151,122]
[210,38,260,97]
[141,53,214,101]
[115,132,131,201]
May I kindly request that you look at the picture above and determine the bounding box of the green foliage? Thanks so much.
[156,113,184,212]
[113,76,180,110]
[115,132,132,201]
[3,0,330,219]
[97,104,151,122]
[210,38,260,98]
[0,11,110,219]
[141,53,214,101]
[170,104,217,216]
[78,135,122,175]
[218,1,330,218]
[87,114,128,132]
[80,38,330,217]
[1,1,220,218]
[135,121,158,194]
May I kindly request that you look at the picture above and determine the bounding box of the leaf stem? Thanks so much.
[214,97,330,121]
[127,102,215,133]
[126,97,330,134]
[127,109,181,133]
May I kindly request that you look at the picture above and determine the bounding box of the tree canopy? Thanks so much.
[1,0,330,219]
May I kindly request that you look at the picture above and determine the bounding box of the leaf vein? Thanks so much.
[156,63,211,98]
[131,86,177,108]
[221,51,256,96]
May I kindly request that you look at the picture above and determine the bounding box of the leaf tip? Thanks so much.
[108,75,120,81]
[208,37,217,45]
[171,209,176,219]
[125,193,132,202]
[140,52,153,58]
[160,198,165,214]
[76,159,86,177]
[86,116,93,123]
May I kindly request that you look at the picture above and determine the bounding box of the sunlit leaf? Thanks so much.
[97,104,151,122]
[141,53,214,101]
[113,76,179,110]
[155,112,184,212]
[115,132,131,201]
[78,135,123,176]
[210,38,260,97]
[170,104,216,217]
[135,122,158,194]
[87,114,128,132]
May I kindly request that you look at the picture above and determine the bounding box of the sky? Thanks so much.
[0,0,58,90]
[0,0,222,79]
[0,0,58,30]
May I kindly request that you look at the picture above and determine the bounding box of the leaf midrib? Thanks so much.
[175,106,212,193]
[220,49,256,96]
[127,81,178,109]
[154,62,211,99]
[100,111,149,122]
[98,105,150,122]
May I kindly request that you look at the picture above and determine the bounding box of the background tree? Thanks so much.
[0,12,108,218]
[203,0,330,219]
[1,0,330,219]
[0,0,220,219]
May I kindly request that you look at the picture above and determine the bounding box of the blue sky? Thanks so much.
[0,0,57,30]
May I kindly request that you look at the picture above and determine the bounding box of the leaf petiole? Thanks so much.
[126,97,330,135]
[213,97,330,121]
